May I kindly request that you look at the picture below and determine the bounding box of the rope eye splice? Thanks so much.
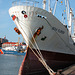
[11,15,16,21]
[21,10,28,18]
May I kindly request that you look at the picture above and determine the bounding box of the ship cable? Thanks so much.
[19,20,44,58]
[18,18,56,75]
[18,19,45,57]
[14,17,56,75]
[18,20,44,59]
[19,20,55,75]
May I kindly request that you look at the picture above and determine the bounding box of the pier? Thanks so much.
[56,64,75,75]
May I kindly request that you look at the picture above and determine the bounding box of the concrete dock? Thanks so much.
[61,64,75,75]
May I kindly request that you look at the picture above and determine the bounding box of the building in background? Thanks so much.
[0,38,8,47]
[2,42,18,48]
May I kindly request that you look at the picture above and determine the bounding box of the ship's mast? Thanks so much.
[65,0,71,34]
[65,0,75,44]
[53,0,58,15]
[73,18,75,35]
[48,0,51,12]
[43,0,46,10]
[69,8,73,35]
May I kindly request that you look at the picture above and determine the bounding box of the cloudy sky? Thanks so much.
[0,0,75,42]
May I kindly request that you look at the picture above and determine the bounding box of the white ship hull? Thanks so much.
[9,6,75,55]
[9,4,75,75]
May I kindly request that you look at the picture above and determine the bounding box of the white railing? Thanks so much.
[12,0,39,7]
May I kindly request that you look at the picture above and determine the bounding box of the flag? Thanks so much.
[64,10,66,12]
[61,1,63,3]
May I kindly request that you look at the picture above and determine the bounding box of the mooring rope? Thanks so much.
[19,19,55,74]
[14,18,55,75]
[18,19,44,58]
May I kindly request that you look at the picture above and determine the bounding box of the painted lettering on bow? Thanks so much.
[52,27,65,34]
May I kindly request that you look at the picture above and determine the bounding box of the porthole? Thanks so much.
[21,10,26,14]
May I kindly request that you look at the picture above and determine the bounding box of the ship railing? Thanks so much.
[12,0,40,8]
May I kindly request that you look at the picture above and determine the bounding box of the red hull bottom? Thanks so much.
[19,47,75,75]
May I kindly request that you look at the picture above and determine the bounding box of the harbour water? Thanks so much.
[0,54,24,75]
